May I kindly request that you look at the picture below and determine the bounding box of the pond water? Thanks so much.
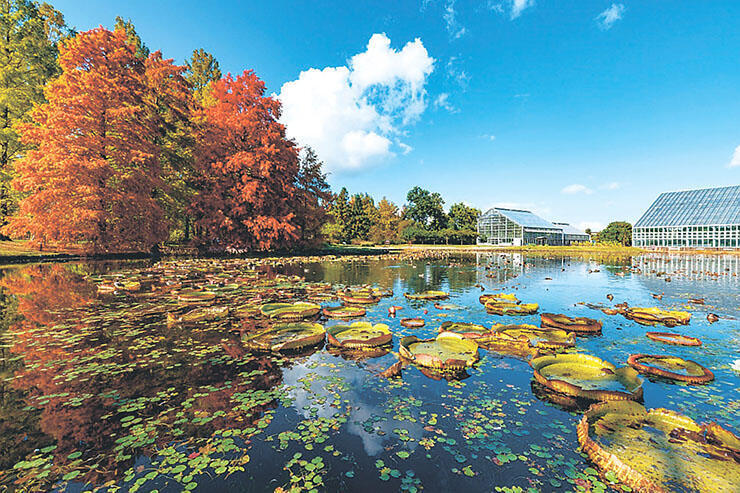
[0,252,738,492]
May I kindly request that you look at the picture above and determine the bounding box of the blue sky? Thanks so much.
[53,0,740,231]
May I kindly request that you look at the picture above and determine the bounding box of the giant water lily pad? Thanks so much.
[241,322,325,352]
[627,354,714,384]
[259,302,320,321]
[530,353,643,401]
[541,313,602,334]
[479,293,518,304]
[577,401,740,493]
[399,332,478,370]
[438,322,491,339]
[625,307,691,327]
[489,324,575,350]
[404,290,449,300]
[167,305,229,325]
[177,289,216,302]
[326,322,392,349]
[339,293,380,305]
[485,300,539,315]
[646,331,702,346]
[322,305,366,319]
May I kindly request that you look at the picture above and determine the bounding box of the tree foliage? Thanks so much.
[447,202,480,231]
[185,48,221,104]
[0,0,69,227]
[3,27,185,251]
[405,186,446,230]
[191,70,301,251]
[595,221,632,246]
[294,147,331,247]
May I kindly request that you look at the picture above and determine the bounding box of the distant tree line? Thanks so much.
[589,221,633,246]
[323,186,480,245]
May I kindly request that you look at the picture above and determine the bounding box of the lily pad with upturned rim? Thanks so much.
[530,353,643,401]
[259,302,321,321]
[241,322,325,352]
[479,293,518,305]
[326,322,392,349]
[577,400,740,493]
[400,318,425,328]
[625,307,691,327]
[645,331,702,346]
[322,305,366,319]
[404,290,449,301]
[626,354,714,384]
[485,300,539,315]
[541,313,602,334]
[399,332,479,370]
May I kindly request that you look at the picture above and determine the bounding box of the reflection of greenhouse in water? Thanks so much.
[635,254,740,285]
[633,185,740,248]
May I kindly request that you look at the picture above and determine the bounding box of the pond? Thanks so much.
[0,252,738,492]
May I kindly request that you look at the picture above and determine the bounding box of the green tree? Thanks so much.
[294,147,332,247]
[447,202,480,231]
[405,186,446,230]
[369,197,401,244]
[0,0,69,228]
[596,221,632,246]
[185,48,221,103]
[113,15,149,58]
[325,187,350,243]
[346,194,371,241]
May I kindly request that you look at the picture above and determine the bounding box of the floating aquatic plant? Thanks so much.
[626,354,714,384]
[399,332,479,370]
[625,307,691,327]
[241,322,325,352]
[326,322,392,349]
[540,313,602,334]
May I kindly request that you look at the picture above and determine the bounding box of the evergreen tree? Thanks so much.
[113,15,149,59]
[185,48,221,103]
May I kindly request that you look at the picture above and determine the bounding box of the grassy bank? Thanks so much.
[386,243,643,255]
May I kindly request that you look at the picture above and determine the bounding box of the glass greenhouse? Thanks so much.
[477,208,589,246]
[633,185,740,249]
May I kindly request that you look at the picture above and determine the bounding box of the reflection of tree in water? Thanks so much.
[0,264,284,489]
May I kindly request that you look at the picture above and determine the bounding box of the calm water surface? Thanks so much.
[0,253,738,492]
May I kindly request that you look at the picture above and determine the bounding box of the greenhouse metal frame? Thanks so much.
[633,185,740,249]
[477,208,589,246]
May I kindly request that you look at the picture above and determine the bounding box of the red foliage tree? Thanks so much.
[3,27,188,252]
[192,71,301,251]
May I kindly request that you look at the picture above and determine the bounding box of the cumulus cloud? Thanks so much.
[561,184,594,195]
[443,0,467,39]
[596,3,625,30]
[488,0,534,20]
[278,33,434,172]
[729,145,740,167]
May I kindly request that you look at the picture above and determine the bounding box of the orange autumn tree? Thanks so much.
[192,70,301,250]
[3,27,188,252]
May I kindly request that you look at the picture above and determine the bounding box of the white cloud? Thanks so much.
[599,181,620,190]
[443,0,467,39]
[434,92,458,113]
[596,3,625,30]
[561,184,594,195]
[446,57,470,89]
[278,33,434,172]
[488,0,534,20]
[481,134,496,141]
[729,145,740,167]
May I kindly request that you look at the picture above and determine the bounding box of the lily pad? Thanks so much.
[167,305,229,325]
[578,401,740,493]
[241,322,325,352]
[479,293,518,305]
[322,305,366,319]
[541,313,602,334]
[326,322,392,349]
[259,302,321,321]
[400,318,425,328]
[485,300,539,316]
[626,354,714,384]
[399,332,479,370]
[646,331,702,346]
[177,289,217,302]
[404,290,449,300]
[625,307,691,327]
[530,353,643,401]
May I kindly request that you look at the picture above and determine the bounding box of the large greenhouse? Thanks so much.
[477,208,590,246]
[633,185,740,249]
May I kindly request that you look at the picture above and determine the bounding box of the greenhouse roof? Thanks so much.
[634,185,740,228]
[553,222,590,236]
[484,208,560,230]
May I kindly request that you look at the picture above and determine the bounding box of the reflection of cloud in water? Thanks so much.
[281,357,424,456]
